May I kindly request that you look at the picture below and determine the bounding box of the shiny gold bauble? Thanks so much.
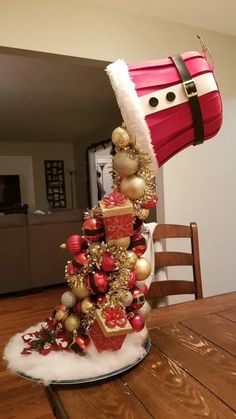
[113,151,139,177]
[139,208,149,220]
[127,251,138,266]
[106,236,131,249]
[72,282,90,300]
[111,127,131,148]
[135,257,152,281]
[54,305,70,322]
[81,297,95,314]
[120,176,146,200]
[64,314,80,332]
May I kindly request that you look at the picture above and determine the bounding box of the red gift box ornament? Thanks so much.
[99,193,134,240]
[102,190,126,207]
[102,305,127,328]
[90,307,132,352]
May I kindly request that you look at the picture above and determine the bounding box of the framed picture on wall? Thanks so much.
[44,160,66,208]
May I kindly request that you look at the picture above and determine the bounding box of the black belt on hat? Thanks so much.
[171,54,204,145]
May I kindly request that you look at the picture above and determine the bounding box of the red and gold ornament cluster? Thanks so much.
[21,126,157,355]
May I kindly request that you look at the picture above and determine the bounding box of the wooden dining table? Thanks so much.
[45,291,236,418]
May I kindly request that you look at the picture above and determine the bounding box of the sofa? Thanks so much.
[0,210,84,295]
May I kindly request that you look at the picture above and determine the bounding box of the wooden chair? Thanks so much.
[148,222,203,302]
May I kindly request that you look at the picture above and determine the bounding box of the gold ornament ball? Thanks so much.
[120,176,146,200]
[64,314,80,332]
[127,251,138,266]
[81,297,95,314]
[54,305,69,322]
[139,208,149,220]
[111,127,131,148]
[106,236,130,249]
[135,257,152,281]
[72,282,90,300]
[113,151,139,177]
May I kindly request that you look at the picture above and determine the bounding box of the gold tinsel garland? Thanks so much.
[66,241,133,302]
[83,204,102,220]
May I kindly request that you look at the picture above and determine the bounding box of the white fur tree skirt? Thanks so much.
[3,323,150,385]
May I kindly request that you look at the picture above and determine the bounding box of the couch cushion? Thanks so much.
[0,219,30,293]
[0,214,27,229]
[28,219,83,287]
[27,209,84,226]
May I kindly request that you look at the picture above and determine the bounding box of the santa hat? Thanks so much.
[106,51,222,169]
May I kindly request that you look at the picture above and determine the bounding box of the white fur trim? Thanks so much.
[106,60,158,172]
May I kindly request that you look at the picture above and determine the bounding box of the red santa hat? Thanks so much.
[106,51,223,170]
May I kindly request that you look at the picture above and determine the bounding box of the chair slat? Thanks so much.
[191,222,203,298]
[155,251,193,267]
[148,280,196,298]
[153,224,191,240]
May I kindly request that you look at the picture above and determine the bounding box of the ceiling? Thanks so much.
[83,0,236,37]
[0,2,234,145]
[0,47,121,144]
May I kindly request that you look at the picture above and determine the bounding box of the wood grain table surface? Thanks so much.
[45,291,236,419]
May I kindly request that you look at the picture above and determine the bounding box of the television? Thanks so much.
[0,175,21,208]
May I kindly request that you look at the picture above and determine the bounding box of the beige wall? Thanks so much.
[0,1,236,298]
[0,0,233,66]
[0,141,75,210]
[73,141,89,210]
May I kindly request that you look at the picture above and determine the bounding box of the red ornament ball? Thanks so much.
[127,270,137,289]
[142,193,158,209]
[75,301,82,315]
[101,253,116,272]
[136,282,149,296]
[72,252,88,269]
[83,217,104,242]
[86,271,109,295]
[66,235,86,255]
[75,335,90,351]
[130,314,145,332]
[130,233,147,256]
[130,288,145,310]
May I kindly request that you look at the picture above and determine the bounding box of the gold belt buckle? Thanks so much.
[183,79,198,99]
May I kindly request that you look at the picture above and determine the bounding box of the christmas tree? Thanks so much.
[21,125,157,355]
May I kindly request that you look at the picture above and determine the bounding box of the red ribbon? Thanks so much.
[102,306,127,328]
[102,190,126,207]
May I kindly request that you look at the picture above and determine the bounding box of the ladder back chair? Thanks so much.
[148,222,203,302]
